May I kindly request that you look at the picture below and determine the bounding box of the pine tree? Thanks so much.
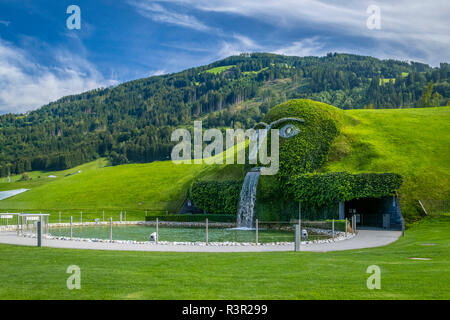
[417,81,434,107]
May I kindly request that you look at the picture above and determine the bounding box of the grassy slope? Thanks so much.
[0,159,109,190]
[0,159,214,220]
[0,215,448,299]
[324,107,450,220]
[0,145,245,221]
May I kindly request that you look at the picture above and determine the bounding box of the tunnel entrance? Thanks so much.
[345,197,395,229]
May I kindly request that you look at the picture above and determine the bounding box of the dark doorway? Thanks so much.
[345,197,388,228]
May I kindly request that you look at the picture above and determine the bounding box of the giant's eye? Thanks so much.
[279,124,300,138]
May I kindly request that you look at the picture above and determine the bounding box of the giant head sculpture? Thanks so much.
[255,99,340,177]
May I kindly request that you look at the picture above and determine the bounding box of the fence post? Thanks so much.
[255,219,259,245]
[17,214,20,236]
[80,211,82,223]
[120,211,122,223]
[332,219,335,239]
[59,211,61,224]
[299,217,302,245]
[294,225,300,252]
[298,202,302,245]
[70,216,73,239]
[125,211,127,221]
[156,218,159,244]
[401,215,405,237]
[110,217,113,241]
[345,218,348,238]
[37,220,42,247]
[206,218,209,245]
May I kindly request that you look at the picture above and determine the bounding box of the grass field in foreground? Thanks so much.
[0,215,448,299]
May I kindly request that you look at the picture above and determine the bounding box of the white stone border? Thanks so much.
[0,225,19,232]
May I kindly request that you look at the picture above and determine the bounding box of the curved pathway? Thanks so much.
[0,229,402,252]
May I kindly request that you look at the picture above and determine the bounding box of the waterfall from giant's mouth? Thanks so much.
[236,170,261,229]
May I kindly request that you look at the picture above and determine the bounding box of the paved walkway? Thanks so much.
[301,229,402,252]
[0,229,402,252]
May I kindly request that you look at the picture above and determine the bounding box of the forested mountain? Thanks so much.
[1,53,449,177]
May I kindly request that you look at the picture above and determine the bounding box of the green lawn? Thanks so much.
[0,215,448,299]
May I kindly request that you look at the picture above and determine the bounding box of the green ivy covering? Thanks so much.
[286,172,403,207]
[260,99,342,176]
[145,214,236,222]
[190,180,242,214]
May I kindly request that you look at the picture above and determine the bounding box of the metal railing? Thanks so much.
[45,217,350,245]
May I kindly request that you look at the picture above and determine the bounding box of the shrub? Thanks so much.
[286,172,403,207]
[19,172,31,181]
[189,180,242,214]
[145,214,236,223]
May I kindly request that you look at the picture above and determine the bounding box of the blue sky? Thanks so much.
[0,0,449,114]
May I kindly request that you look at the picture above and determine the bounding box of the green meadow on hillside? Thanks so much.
[0,106,448,223]
[204,65,235,74]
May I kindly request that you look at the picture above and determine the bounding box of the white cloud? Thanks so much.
[217,34,261,58]
[215,35,328,63]
[151,0,450,65]
[148,69,167,76]
[129,1,211,32]
[273,37,327,57]
[0,39,117,114]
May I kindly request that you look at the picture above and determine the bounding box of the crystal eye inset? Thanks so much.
[279,124,300,138]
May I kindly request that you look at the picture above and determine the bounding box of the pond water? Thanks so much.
[51,225,301,243]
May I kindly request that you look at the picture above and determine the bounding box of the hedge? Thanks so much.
[189,180,242,214]
[286,172,402,207]
[145,214,236,223]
